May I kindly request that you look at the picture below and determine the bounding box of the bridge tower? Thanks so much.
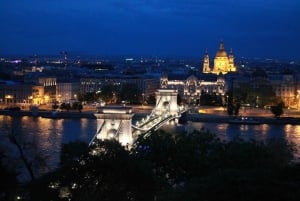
[154,89,178,115]
[94,106,134,146]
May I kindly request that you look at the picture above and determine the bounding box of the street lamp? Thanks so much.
[28,96,33,105]
[57,94,61,103]
[5,95,13,104]
[142,93,145,105]
[226,95,229,107]
[297,90,300,111]
[95,90,101,102]
[44,95,49,104]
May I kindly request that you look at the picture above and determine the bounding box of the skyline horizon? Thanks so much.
[1,50,299,61]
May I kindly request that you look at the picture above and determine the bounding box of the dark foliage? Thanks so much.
[29,139,155,201]
[0,154,18,201]
[60,103,71,112]
[19,130,300,201]
[271,102,284,117]
[118,83,140,104]
[71,102,83,112]
[59,141,89,167]
[200,93,222,106]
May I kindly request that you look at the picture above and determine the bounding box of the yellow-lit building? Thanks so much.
[203,41,236,74]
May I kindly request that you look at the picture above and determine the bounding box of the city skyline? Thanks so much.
[1,0,300,59]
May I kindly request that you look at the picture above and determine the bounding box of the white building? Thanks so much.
[160,73,225,104]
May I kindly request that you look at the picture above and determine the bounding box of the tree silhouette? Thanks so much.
[26,130,300,201]
[271,102,284,117]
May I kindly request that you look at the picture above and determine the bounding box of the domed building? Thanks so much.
[203,41,236,74]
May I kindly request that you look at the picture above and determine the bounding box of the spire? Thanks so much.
[219,40,224,50]
[204,49,208,56]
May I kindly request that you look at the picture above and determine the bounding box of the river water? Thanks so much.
[1,115,300,174]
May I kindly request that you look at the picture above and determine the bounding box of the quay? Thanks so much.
[0,105,300,125]
[186,113,300,125]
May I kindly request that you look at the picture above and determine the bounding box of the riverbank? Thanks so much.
[0,109,96,119]
[0,105,153,119]
[186,113,300,125]
[1,108,300,125]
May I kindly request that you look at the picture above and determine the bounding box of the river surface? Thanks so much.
[1,115,300,174]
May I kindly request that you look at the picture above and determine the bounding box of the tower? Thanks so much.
[160,74,168,88]
[154,89,178,116]
[228,48,236,72]
[202,50,210,73]
[61,51,68,69]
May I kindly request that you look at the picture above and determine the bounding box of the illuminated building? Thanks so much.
[80,76,159,101]
[271,69,297,108]
[38,77,57,103]
[160,73,225,104]
[0,82,33,105]
[56,82,80,103]
[233,68,298,108]
[203,41,236,74]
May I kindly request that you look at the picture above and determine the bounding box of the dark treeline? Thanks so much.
[1,130,300,201]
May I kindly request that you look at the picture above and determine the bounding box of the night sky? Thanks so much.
[1,0,300,59]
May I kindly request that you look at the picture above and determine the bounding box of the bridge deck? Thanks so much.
[132,106,187,138]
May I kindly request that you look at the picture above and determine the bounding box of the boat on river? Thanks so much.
[228,117,261,125]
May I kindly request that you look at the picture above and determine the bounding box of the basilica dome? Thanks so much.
[216,49,228,57]
[215,41,227,57]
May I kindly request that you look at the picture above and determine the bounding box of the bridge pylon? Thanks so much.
[93,106,134,146]
[154,88,179,115]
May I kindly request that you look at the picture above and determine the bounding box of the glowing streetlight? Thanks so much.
[44,95,49,104]
[297,90,300,111]
[226,95,229,106]
[142,93,145,105]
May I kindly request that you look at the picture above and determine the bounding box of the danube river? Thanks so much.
[1,115,300,172]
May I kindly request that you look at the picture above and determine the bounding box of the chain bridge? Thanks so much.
[90,89,187,146]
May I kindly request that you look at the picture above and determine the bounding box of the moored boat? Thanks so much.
[228,117,260,124]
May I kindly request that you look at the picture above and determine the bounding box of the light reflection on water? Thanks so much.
[189,122,287,141]
[1,115,300,170]
[188,122,300,159]
[0,116,97,171]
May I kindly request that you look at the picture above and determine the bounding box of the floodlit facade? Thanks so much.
[270,69,297,108]
[80,76,159,100]
[0,82,33,105]
[38,77,57,103]
[160,74,225,104]
[56,82,80,103]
